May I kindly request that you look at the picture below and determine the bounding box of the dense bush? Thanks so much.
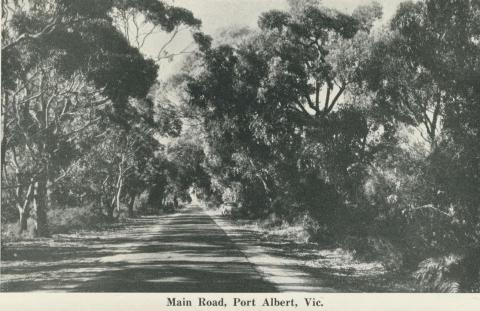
[47,205,111,234]
[1,204,110,240]
[179,0,480,292]
[414,255,462,293]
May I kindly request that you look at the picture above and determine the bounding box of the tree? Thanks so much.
[181,2,385,224]
[362,0,480,290]
[1,0,200,235]
[364,10,445,149]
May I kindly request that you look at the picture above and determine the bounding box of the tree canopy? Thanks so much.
[2,0,480,293]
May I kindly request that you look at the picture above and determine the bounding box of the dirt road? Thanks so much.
[2,204,415,292]
[1,205,281,292]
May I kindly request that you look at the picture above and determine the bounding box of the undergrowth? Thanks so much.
[1,204,121,241]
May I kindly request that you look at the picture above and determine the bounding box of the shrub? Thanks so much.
[342,236,404,271]
[1,222,30,241]
[47,204,110,234]
[414,255,462,292]
[300,213,332,244]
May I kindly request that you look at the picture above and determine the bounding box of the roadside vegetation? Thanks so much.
[1,0,208,239]
[178,0,480,292]
[1,0,479,292]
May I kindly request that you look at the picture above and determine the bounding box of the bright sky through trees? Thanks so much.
[145,0,412,77]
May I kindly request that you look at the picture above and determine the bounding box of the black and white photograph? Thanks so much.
[1,0,480,298]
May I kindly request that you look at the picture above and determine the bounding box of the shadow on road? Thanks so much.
[1,206,276,292]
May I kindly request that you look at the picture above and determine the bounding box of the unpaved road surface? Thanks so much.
[2,205,409,292]
[1,205,279,292]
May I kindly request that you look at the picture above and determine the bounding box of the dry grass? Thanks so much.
[225,216,418,292]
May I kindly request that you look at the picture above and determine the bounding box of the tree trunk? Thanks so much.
[108,162,124,220]
[107,203,115,220]
[174,194,178,209]
[107,181,118,220]
[31,70,50,237]
[18,208,28,234]
[115,175,123,213]
[128,195,136,218]
[15,180,33,234]
[1,91,7,170]
[33,180,50,237]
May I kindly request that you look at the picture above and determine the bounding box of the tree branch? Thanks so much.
[324,85,331,111]
[157,27,180,59]
[2,16,60,51]
[294,100,312,117]
[324,84,345,115]
[304,92,318,114]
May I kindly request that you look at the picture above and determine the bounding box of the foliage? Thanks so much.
[2,0,480,293]
[182,0,386,230]
[177,0,480,292]
[47,204,110,234]
[414,255,462,293]
[1,0,201,236]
